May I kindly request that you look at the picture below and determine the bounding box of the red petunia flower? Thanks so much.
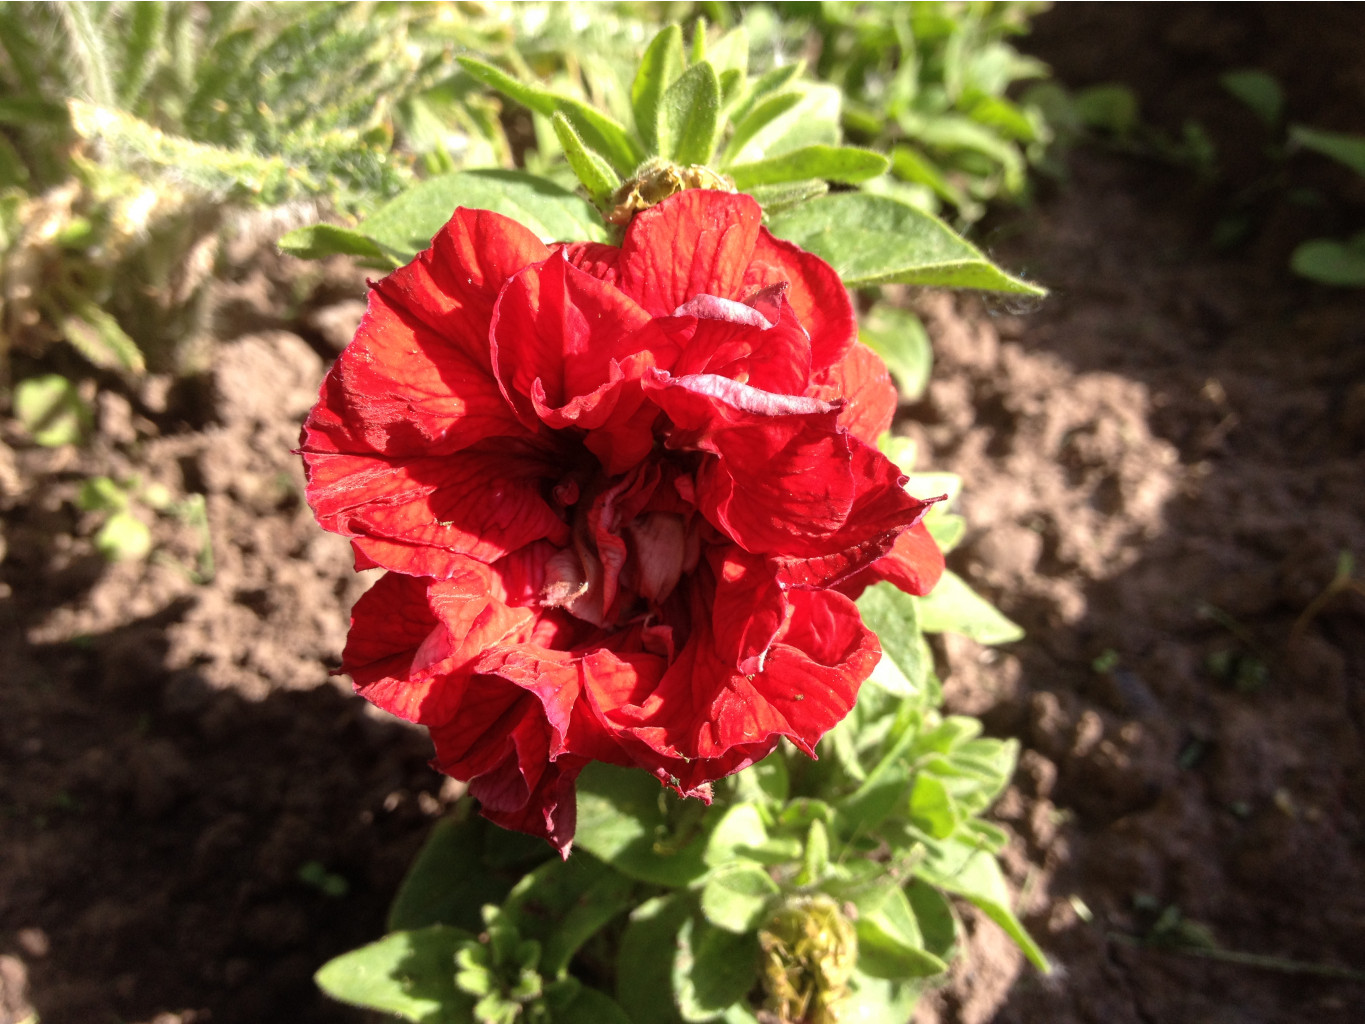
[300,191,944,854]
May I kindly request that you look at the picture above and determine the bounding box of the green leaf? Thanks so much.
[555,986,635,1024]
[552,112,622,206]
[632,25,686,151]
[905,883,957,960]
[457,57,642,175]
[700,861,779,934]
[673,914,759,1022]
[575,763,710,886]
[617,894,691,1024]
[1072,83,1140,136]
[703,803,768,868]
[766,193,1044,294]
[1290,124,1365,177]
[502,853,635,976]
[94,511,153,563]
[1220,70,1283,128]
[916,570,1024,644]
[856,885,949,980]
[728,63,802,127]
[723,91,803,165]
[857,582,930,701]
[917,838,1049,972]
[842,969,923,1024]
[13,374,92,448]
[859,306,932,401]
[360,169,608,263]
[797,818,830,886]
[1290,236,1365,287]
[726,83,841,164]
[659,62,722,166]
[926,514,966,552]
[745,178,829,215]
[60,300,145,374]
[729,145,888,190]
[277,224,398,267]
[388,815,532,933]
[908,773,959,839]
[315,925,475,1023]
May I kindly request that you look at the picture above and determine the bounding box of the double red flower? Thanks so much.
[300,191,944,853]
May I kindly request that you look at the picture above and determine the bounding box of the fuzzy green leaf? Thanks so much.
[766,193,1045,294]
[722,91,804,165]
[701,861,779,934]
[659,62,722,166]
[916,570,1024,644]
[387,815,532,933]
[503,853,636,976]
[575,763,710,886]
[551,112,622,206]
[856,885,949,980]
[673,915,759,1022]
[725,84,841,164]
[360,169,607,263]
[916,838,1049,972]
[315,925,475,1023]
[632,24,686,151]
[278,224,399,267]
[458,56,642,175]
[729,145,888,189]
[617,894,691,1024]
[745,178,829,215]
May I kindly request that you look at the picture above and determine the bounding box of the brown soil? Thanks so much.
[2,6,1363,1024]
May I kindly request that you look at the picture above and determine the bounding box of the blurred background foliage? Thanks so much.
[0,0,1057,392]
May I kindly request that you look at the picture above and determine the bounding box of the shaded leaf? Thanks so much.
[503,852,636,976]
[617,894,691,1024]
[1220,70,1283,128]
[1290,124,1365,177]
[673,914,759,1022]
[575,763,710,886]
[1290,236,1365,287]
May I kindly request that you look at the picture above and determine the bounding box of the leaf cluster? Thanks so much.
[745,1,1054,225]
[316,514,1039,1024]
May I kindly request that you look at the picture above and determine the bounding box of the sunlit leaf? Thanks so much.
[766,192,1044,294]
[315,925,475,1023]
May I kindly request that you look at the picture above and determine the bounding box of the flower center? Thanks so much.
[538,457,702,629]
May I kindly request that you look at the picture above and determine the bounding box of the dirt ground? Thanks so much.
[2,5,1363,1024]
